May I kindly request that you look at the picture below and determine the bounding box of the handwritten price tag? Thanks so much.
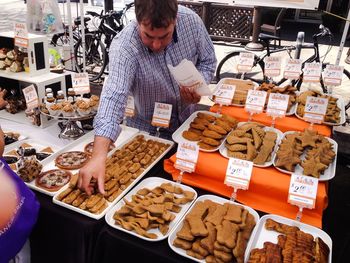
[72,73,90,95]
[14,22,28,48]
[151,102,172,128]
[245,90,267,114]
[304,96,328,123]
[284,59,302,80]
[266,93,289,117]
[23,84,39,110]
[237,52,254,73]
[303,63,322,83]
[288,174,318,209]
[264,56,281,77]
[124,96,135,117]
[225,158,253,190]
[323,65,343,86]
[214,84,235,105]
[175,141,199,173]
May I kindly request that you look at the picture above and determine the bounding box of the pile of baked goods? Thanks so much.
[216,78,256,105]
[0,47,27,73]
[224,122,278,165]
[256,82,297,113]
[248,218,330,263]
[296,90,341,124]
[113,183,195,239]
[172,199,256,263]
[182,112,238,151]
[274,129,336,178]
[4,131,20,145]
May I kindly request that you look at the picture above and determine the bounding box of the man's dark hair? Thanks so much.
[135,0,178,28]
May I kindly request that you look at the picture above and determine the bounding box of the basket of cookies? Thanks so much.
[172,111,238,152]
[168,194,260,263]
[273,129,337,181]
[295,90,346,125]
[105,177,197,241]
[219,122,283,167]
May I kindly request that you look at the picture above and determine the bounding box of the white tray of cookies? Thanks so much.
[273,130,337,181]
[168,194,260,263]
[244,214,332,262]
[52,133,174,220]
[105,177,197,241]
[172,110,237,152]
[219,122,284,168]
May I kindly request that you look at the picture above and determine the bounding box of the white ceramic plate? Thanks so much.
[219,122,284,168]
[168,194,260,262]
[105,177,197,241]
[244,214,332,262]
[53,133,174,220]
[273,131,338,181]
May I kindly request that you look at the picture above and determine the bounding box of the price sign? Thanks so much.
[304,96,328,123]
[151,102,172,128]
[245,90,267,114]
[72,73,90,95]
[225,158,253,190]
[288,174,318,209]
[323,65,343,86]
[283,59,302,80]
[14,22,28,48]
[23,84,39,110]
[264,56,282,77]
[266,93,289,117]
[303,63,322,83]
[175,141,199,173]
[124,96,135,117]
[214,84,235,105]
[237,52,254,73]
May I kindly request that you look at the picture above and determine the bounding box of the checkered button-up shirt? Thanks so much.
[94,5,216,141]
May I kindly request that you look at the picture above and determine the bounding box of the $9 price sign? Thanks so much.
[225,158,253,190]
[288,174,318,209]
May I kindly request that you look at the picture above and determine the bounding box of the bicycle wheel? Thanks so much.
[51,32,79,47]
[74,33,107,82]
[215,51,265,84]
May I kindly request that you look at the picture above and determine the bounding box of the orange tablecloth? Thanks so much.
[164,152,328,228]
[210,105,331,136]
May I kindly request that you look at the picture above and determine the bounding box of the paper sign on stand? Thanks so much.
[288,173,318,221]
[266,93,289,126]
[237,52,254,73]
[123,96,135,126]
[264,56,282,78]
[283,59,302,80]
[151,102,172,137]
[303,96,328,125]
[174,141,199,184]
[72,73,90,95]
[245,90,267,121]
[14,22,28,48]
[323,65,344,95]
[303,63,322,83]
[23,84,39,110]
[213,84,235,115]
[224,158,253,202]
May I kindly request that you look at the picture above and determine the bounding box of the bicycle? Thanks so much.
[215,25,350,100]
[74,2,134,82]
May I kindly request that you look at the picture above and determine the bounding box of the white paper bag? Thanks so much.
[167,59,212,96]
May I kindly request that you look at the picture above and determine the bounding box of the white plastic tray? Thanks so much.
[244,214,332,262]
[219,122,284,167]
[273,131,338,181]
[52,133,174,220]
[295,94,346,126]
[105,177,197,241]
[168,194,260,262]
[172,110,227,152]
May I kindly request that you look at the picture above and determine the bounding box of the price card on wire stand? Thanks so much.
[72,73,90,95]
[264,56,282,77]
[283,59,302,80]
[304,96,328,123]
[237,52,254,73]
[303,63,322,83]
[214,84,235,105]
[266,93,289,117]
[245,90,267,114]
[224,158,253,190]
[14,22,28,48]
[288,173,318,209]
[151,102,172,128]
[175,141,199,173]
[124,96,135,117]
[323,65,343,86]
[23,84,39,110]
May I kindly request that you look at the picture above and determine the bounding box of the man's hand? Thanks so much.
[0,88,8,109]
[180,85,201,104]
[78,136,111,195]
